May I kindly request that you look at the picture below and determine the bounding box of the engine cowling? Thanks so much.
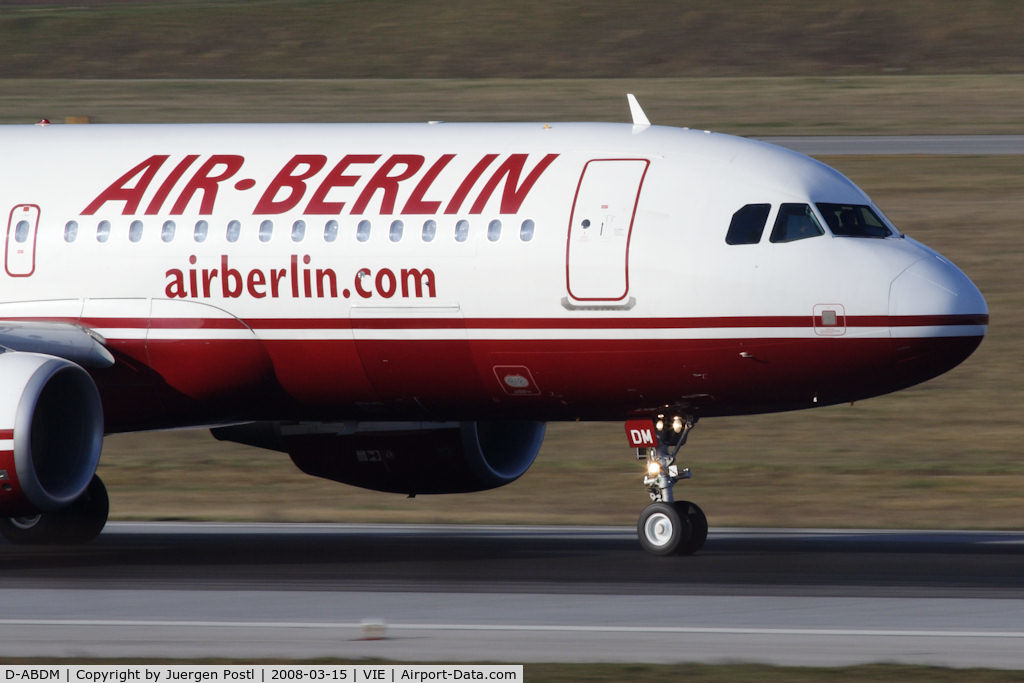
[0,352,104,516]
[213,420,546,494]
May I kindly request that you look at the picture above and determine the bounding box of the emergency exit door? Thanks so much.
[6,204,40,277]
[566,159,648,302]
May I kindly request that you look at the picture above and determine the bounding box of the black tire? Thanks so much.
[638,501,692,555]
[0,475,109,545]
[673,500,708,555]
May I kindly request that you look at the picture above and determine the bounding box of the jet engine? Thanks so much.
[213,420,546,495]
[0,352,104,516]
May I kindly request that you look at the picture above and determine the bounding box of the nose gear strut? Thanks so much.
[630,415,708,555]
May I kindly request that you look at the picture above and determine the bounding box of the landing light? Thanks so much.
[671,416,683,434]
[647,461,661,477]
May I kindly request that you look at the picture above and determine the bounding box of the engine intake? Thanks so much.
[0,353,104,516]
[214,420,546,495]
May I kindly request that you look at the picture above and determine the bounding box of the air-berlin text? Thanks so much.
[84,153,559,216]
[165,255,437,301]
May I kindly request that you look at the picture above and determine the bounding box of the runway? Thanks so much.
[757,134,1024,155]
[2,523,1023,668]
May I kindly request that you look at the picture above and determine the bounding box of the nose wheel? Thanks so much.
[628,414,708,555]
[638,500,707,556]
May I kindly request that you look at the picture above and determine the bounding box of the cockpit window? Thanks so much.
[816,203,892,238]
[770,203,824,243]
[726,203,770,245]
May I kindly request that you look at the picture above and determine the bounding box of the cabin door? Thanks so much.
[565,159,648,302]
[5,204,40,277]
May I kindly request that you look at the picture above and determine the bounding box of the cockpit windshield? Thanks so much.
[816,203,893,238]
[769,203,824,243]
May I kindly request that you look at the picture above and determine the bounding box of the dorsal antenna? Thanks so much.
[627,94,650,128]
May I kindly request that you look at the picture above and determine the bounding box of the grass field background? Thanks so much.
[1,1,1021,529]
[3,1,1024,79]
[4,75,1024,134]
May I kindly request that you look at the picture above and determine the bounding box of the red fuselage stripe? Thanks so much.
[63,313,990,331]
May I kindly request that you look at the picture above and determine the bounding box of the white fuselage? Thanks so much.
[0,122,987,429]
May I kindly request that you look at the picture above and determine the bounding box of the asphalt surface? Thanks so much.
[757,134,1024,155]
[2,523,1023,667]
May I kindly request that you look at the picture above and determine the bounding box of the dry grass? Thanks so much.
[4,75,1024,134]
[3,1,1024,78]
[96,153,1023,529]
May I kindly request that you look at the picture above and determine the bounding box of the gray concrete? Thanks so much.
[756,134,1024,155]
[2,589,1024,666]
[2,523,1023,667]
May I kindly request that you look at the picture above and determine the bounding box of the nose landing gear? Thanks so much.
[638,499,708,556]
[630,415,707,555]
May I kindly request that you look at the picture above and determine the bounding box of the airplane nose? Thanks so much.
[889,255,988,321]
[887,254,988,384]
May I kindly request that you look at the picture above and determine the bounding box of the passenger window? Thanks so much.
[226,220,241,243]
[422,219,437,242]
[455,219,469,242]
[161,220,176,243]
[356,220,371,242]
[770,203,824,243]
[389,219,404,242]
[816,203,892,238]
[97,220,111,243]
[64,220,78,243]
[324,220,339,242]
[726,204,770,245]
[291,220,306,242]
[487,219,502,242]
[259,220,273,243]
[520,219,535,242]
[129,220,144,243]
[194,220,209,243]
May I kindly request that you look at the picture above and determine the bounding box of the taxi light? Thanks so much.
[647,461,661,477]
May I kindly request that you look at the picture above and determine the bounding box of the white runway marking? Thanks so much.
[2,618,1024,640]
[3,524,1023,667]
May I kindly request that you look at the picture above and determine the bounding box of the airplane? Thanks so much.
[0,96,987,555]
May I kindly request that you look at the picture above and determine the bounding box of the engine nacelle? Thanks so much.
[0,352,104,516]
[213,420,546,495]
